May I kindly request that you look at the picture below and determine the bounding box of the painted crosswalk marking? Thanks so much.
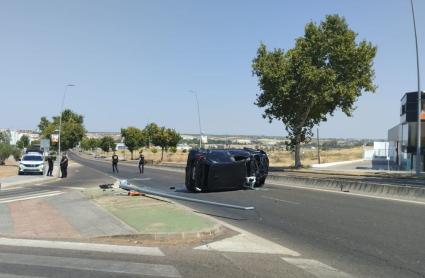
[0,191,63,204]
[0,252,180,277]
[195,233,300,256]
[0,274,46,278]
[282,258,352,278]
[0,238,164,257]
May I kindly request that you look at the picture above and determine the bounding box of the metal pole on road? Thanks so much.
[58,84,75,176]
[188,90,203,149]
[411,0,422,175]
[120,182,255,210]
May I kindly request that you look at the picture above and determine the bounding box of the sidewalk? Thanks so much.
[0,162,61,189]
[0,161,223,244]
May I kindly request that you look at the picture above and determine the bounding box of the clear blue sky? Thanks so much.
[0,0,424,139]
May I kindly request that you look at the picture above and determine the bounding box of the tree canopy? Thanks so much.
[16,135,30,149]
[38,109,86,151]
[252,14,377,167]
[121,127,146,160]
[99,136,116,153]
[152,127,182,161]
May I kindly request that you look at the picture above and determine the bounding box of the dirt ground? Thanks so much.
[96,146,365,167]
[0,157,18,178]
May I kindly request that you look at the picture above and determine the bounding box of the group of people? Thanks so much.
[44,151,144,178]
[46,154,69,178]
[112,152,145,174]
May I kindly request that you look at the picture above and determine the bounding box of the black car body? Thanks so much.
[185,148,269,192]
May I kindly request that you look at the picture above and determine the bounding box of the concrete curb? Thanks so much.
[95,223,226,244]
[267,174,425,202]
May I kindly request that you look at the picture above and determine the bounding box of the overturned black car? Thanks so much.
[185,148,269,192]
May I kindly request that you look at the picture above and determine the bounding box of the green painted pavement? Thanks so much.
[83,188,215,234]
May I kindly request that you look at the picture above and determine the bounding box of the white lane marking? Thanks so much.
[261,195,300,205]
[0,253,180,277]
[0,186,23,191]
[129,177,152,181]
[0,238,164,257]
[195,233,299,256]
[268,182,425,206]
[282,258,352,278]
[63,186,86,190]
[0,192,63,204]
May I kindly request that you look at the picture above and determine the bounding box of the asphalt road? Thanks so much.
[69,153,425,278]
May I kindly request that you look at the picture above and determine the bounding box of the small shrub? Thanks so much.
[151,148,158,154]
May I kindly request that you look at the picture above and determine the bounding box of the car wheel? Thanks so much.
[18,171,22,175]
[185,164,199,193]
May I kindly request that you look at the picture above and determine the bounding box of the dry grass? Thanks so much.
[99,146,364,167]
[0,157,18,178]
[268,147,364,167]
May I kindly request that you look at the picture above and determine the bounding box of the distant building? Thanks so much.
[0,129,40,145]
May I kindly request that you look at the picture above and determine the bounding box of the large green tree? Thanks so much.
[252,14,377,167]
[152,127,182,161]
[38,109,86,151]
[143,123,160,148]
[121,127,145,160]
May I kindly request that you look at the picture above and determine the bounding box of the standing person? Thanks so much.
[138,152,145,174]
[112,152,119,173]
[47,155,54,176]
[60,154,69,178]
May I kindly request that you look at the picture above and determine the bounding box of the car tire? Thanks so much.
[18,171,22,175]
[185,164,199,193]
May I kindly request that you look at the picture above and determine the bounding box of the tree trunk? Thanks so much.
[294,132,302,168]
[161,147,164,161]
[131,150,133,160]
[294,143,302,168]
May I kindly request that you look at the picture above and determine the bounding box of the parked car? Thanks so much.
[18,152,45,175]
[185,148,269,192]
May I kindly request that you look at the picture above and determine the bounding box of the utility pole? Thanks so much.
[58,84,75,177]
[317,128,321,164]
[188,90,203,149]
[411,0,422,175]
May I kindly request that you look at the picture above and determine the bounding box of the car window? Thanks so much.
[22,155,43,161]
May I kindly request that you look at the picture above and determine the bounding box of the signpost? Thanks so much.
[40,139,50,155]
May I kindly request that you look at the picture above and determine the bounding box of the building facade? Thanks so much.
[388,91,425,171]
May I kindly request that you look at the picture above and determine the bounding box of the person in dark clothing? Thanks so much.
[47,155,54,176]
[60,154,69,178]
[138,153,145,174]
[112,153,119,173]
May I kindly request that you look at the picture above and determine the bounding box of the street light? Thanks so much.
[188,90,203,149]
[410,0,422,175]
[58,84,75,167]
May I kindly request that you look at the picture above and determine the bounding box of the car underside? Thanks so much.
[185,148,269,192]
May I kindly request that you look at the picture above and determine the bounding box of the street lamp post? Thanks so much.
[58,84,75,168]
[189,90,203,149]
[410,0,422,175]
